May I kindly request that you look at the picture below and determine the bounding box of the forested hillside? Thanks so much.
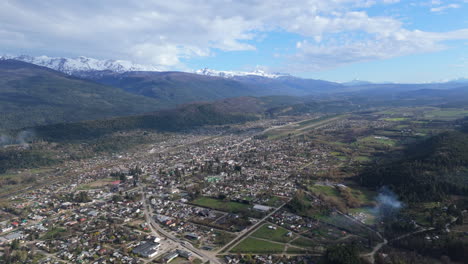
[83,71,259,105]
[360,124,468,202]
[30,97,264,141]
[0,60,162,130]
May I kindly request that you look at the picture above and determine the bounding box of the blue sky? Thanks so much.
[1,0,467,83]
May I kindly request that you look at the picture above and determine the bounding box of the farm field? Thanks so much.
[230,237,284,254]
[251,224,295,243]
[191,197,251,213]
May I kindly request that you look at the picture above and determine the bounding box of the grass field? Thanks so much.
[291,236,316,248]
[251,224,295,243]
[264,196,283,207]
[357,136,396,147]
[423,109,468,120]
[231,237,284,253]
[348,186,377,205]
[42,227,67,240]
[192,197,251,213]
[285,247,309,254]
[264,115,346,139]
[384,117,408,122]
[76,177,116,190]
[309,185,340,198]
[355,156,371,162]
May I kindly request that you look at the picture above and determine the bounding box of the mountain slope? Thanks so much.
[360,126,468,202]
[81,71,263,104]
[195,68,287,78]
[0,59,162,130]
[32,97,265,141]
[1,55,160,74]
[232,75,345,95]
[81,71,346,104]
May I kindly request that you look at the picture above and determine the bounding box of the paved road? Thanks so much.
[216,200,290,254]
[141,186,221,264]
[361,218,458,264]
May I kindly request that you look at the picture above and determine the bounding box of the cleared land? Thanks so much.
[231,237,284,254]
[263,115,347,139]
[251,224,295,243]
[191,197,251,213]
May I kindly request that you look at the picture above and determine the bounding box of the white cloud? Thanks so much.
[289,28,468,71]
[430,3,461,12]
[0,0,465,71]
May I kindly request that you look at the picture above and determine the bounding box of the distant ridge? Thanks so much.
[195,67,288,79]
[0,54,161,75]
[341,79,374,86]
[0,59,162,130]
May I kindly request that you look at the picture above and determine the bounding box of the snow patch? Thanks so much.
[0,54,161,74]
[195,68,287,79]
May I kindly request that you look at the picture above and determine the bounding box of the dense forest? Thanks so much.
[29,100,260,142]
[0,148,58,174]
[360,124,468,202]
[0,60,163,130]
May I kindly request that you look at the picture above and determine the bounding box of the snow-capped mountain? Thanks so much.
[0,55,160,74]
[195,68,287,79]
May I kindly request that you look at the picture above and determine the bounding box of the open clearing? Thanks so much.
[230,237,284,254]
[192,197,251,213]
[264,115,347,139]
[251,224,295,243]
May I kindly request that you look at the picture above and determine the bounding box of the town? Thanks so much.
[1,107,467,264]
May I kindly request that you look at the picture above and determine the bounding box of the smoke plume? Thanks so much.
[372,186,404,219]
[0,130,35,147]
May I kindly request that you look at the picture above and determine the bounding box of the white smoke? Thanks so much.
[376,186,402,209]
[16,130,35,147]
[0,130,35,147]
[372,186,404,219]
[0,135,10,145]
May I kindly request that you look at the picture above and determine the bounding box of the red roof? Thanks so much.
[111,180,121,185]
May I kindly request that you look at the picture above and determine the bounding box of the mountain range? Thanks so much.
[1,56,467,131]
[194,68,287,78]
[0,59,162,130]
[3,54,467,84]
[0,55,161,75]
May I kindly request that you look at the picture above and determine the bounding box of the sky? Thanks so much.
[0,0,467,83]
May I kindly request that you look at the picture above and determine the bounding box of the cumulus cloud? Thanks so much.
[0,0,260,67]
[289,28,468,71]
[0,0,466,71]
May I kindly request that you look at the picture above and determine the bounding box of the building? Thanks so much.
[176,249,193,260]
[0,231,25,245]
[163,251,179,263]
[185,233,200,240]
[132,241,160,258]
[253,204,272,212]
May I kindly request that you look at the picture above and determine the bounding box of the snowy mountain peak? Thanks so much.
[195,68,288,79]
[0,54,161,74]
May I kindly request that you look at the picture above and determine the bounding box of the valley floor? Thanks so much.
[1,106,467,264]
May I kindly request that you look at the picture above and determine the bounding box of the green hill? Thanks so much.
[360,125,468,202]
[31,96,264,141]
[86,71,258,105]
[0,60,162,130]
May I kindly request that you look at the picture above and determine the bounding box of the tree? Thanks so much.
[325,244,361,264]
[10,239,20,250]
[75,191,91,203]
